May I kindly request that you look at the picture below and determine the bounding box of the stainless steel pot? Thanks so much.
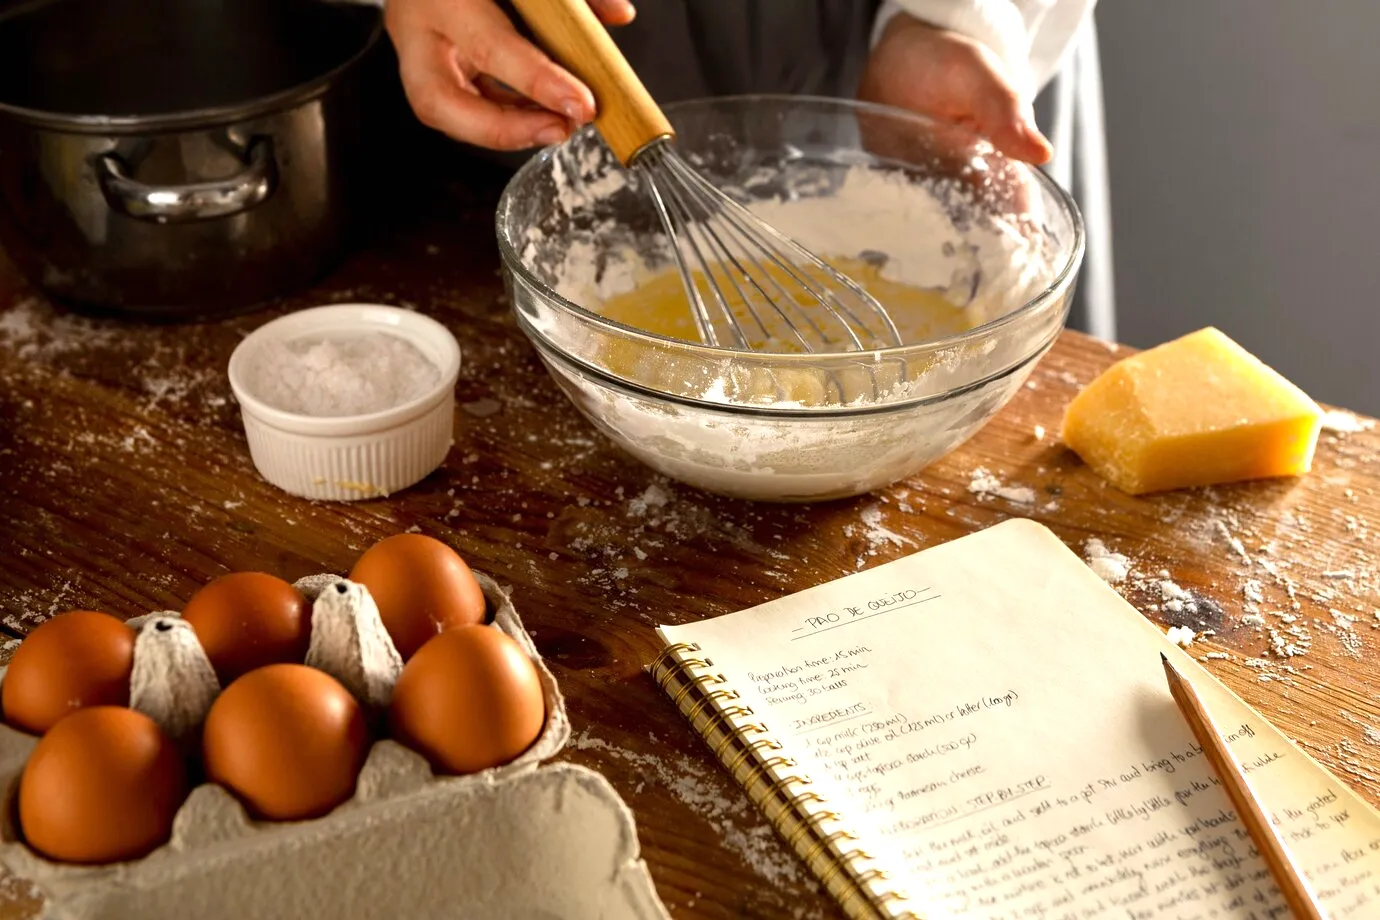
[0,0,388,318]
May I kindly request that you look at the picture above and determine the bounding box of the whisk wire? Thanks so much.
[660,153,857,350]
[654,170,817,353]
[644,146,764,349]
[656,172,771,347]
[657,149,903,351]
[689,185,846,351]
[640,170,722,346]
[711,202,869,350]
[656,177,762,349]
[632,143,912,403]
[646,148,834,352]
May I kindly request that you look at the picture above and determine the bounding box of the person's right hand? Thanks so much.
[385,0,635,151]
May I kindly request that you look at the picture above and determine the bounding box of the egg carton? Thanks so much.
[0,573,671,920]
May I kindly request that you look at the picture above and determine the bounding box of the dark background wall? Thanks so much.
[1098,2,1379,414]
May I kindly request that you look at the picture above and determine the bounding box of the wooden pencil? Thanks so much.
[1160,652,1328,920]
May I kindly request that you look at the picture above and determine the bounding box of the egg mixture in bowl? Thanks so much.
[496,96,1085,502]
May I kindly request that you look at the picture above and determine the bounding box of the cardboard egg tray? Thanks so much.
[0,573,671,920]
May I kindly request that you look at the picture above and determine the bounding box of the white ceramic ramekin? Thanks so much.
[227,304,461,501]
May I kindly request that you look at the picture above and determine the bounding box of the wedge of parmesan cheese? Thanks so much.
[1062,327,1323,495]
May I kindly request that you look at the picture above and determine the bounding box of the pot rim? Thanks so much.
[0,1,384,134]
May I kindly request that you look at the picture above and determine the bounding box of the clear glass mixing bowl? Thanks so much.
[496,95,1084,503]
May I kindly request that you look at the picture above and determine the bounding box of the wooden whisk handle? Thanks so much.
[509,0,674,165]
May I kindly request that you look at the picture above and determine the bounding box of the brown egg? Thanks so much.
[349,533,486,660]
[202,664,368,821]
[2,611,135,735]
[182,572,312,684]
[389,625,545,775]
[19,706,188,864]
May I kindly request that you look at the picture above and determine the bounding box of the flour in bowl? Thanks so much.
[530,140,1051,342]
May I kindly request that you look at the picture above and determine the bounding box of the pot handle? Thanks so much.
[97,138,277,224]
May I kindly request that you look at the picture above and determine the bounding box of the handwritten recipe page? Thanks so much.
[660,520,1380,919]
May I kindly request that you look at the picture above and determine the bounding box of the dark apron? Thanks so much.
[607,0,883,102]
[496,0,882,103]
[478,0,881,167]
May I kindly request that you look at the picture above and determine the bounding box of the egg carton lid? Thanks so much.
[0,573,671,920]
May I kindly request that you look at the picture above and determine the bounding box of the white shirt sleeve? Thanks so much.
[870,0,1096,100]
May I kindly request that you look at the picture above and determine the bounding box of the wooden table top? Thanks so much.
[1,155,1378,920]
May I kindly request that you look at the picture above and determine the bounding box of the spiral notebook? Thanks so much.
[653,519,1380,919]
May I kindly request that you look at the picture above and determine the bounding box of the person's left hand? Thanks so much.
[858,13,1053,165]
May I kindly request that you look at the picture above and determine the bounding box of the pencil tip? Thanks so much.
[1160,651,1177,676]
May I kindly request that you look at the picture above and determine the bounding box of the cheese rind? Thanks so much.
[1061,327,1324,495]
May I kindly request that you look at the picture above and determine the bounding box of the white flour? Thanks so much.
[1165,625,1196,647]
[569,730,813,895]
[967,467,1038,505]
[1321,410,1375,434]
[748,168,964,291]
[745,167,1045,326]
[1084,538,1131,585]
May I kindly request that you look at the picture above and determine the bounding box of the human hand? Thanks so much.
[385,0,635,151]
[858,13,1053,165]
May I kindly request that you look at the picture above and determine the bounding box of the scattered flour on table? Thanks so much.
[1084,538,1131,585]
[1165,625,1196,647]
[569,731,813,893]
[1,577,88,631]
[1057,424,1375,686]
[1321,410,1375,434]
[1158,579,1196,616]
[1055,371,1082,388]
[843,504,918,565]
[461,398,502,419]
[967,467,1037,505]
[0,297,234,440]
[1083,493,1378,683]
[1204,513,1366,663]
[247,332,440,417]
[0,297,121,360]
[628,483,671,518]
[557,480,766,613]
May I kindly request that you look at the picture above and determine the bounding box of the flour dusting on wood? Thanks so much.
[1084,538,1131,585]
[569,729,822,905]
[1321,410,1375,434]
[967,467,1038,505]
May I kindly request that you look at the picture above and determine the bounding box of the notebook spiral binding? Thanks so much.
[650,642,918,920]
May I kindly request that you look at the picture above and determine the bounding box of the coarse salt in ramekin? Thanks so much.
[227,304,461,501]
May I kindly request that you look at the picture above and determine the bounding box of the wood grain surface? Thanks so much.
[0,156,1377,920]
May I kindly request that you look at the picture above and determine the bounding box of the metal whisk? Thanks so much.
[512,0,903,356]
